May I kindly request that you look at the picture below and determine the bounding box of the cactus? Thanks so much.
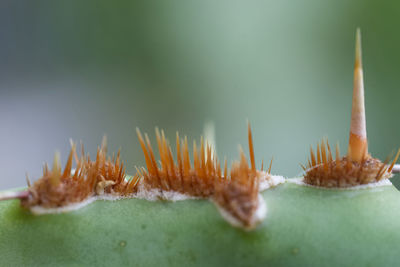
[1,29,400,266]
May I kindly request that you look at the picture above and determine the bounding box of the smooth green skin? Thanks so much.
[1,181,400,267]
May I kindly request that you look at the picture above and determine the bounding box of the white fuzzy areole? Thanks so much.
[29,189,200,215]
[30,197,98,215]
[214,194,267,231]
[29,194,135,215]
[258,173,286,191]
[133,184,199,202]
[287,177,392,190]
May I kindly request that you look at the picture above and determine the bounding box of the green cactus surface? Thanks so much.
[1,180,400,266]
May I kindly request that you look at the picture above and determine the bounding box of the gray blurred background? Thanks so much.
[1,0,400,190]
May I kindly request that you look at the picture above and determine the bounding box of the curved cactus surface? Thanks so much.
[1,181,400,266]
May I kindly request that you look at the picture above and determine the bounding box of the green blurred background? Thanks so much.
[1,0,400,190]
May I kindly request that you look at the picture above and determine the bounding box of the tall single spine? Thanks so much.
[348,28,368,162]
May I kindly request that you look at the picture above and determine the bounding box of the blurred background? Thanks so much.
[1,0,400,190]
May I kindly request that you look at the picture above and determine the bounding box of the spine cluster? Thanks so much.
[22,125,271,229]
[303,139,399,188]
